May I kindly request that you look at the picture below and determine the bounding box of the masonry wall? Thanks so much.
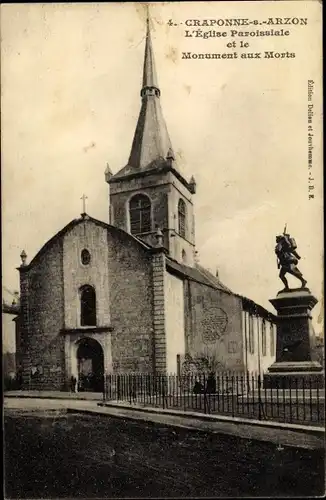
[109,172,170,235]
[109,170,195,264]
[62,220,110,328]
[183,280,245,372]
[165,271,185,373]
[19,240,65,390]
[108,229,154,373]
[167,172,195,266]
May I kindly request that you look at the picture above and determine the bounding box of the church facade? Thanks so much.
[16,21,276,392]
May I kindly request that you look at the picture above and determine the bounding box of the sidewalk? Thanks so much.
[4,390,103,400]
[4,394,324,450]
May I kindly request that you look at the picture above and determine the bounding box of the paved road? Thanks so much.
[4,396,324,450]
[4,399,325,498]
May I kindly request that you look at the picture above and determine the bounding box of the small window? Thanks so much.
[81,249,91,266]
[129,194,151,235]
[178,199,186,238]
[182,249,187,263]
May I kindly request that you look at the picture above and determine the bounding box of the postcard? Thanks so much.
[2,2,324,498]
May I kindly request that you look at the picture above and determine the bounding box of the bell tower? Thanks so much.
[106,17,196,266]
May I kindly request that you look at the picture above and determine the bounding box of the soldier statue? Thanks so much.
[275,226,307,291]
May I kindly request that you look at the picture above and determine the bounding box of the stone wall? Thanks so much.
[62,220,110,328]
[166,172,195,266]
[108,228,154,373]
[109,170,195,265]
[109,172,170,235]
[19,239,65,390]
[184,280,244,372]
[17,219,157,388]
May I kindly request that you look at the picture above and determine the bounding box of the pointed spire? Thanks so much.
[155,226,164,247]
[166,148,175,161]
[189,175,197,194]
[105,163,113,182]
[20,249,27,266]
[109,9,192,195]
[127,15,174,170]
[142,16,159,94]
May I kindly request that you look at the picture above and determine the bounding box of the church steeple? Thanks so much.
[107,14,196,266]
[127,16,174,170]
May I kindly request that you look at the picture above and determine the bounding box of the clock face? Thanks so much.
[202,307,228,344]
[81,248,91,266]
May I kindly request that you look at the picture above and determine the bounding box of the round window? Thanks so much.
[81,249,91,265]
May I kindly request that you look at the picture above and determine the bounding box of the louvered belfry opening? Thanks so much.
[178,198,186,238]
[129,194,151,235]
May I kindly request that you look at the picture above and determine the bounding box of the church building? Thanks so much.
[16,20,276,392]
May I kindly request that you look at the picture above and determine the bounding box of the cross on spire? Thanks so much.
[145,3,150,24]
[81,194,88,214]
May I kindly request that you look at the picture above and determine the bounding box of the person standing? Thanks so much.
[70,375,77,393]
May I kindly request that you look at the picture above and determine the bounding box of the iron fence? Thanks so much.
[103,372,325,427]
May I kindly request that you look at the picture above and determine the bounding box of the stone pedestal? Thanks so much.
[264,288,324,388]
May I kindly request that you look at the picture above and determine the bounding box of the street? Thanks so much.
[4,407,324,498]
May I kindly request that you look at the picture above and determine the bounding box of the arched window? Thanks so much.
[178,198,186,238]
[80,285,96,326]
[129,194,151,235]
[182,249,187,263]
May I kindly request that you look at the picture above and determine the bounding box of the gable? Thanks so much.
[20,214,151,272]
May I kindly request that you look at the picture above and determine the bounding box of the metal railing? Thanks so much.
[103,372,325,427]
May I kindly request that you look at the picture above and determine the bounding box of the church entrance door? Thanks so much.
[76,338,104,392]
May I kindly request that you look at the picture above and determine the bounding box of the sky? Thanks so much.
[1,2,323,333]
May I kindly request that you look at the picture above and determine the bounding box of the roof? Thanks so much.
[19,213,151,272]
[166,259,233,293]
[166,258,275,320]
[127,93,173,170]
[235,293,276,321]
[195,263,233,293]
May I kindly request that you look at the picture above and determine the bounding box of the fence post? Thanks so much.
[162,374,165,410]
[258,373,262,420]
[117,375,121,400]
[316,377,320,424]
[231,374,234,417]
[246,370,250,393]
[309,378,313,422]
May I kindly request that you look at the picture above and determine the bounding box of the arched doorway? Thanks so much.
[76,338,104,392]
